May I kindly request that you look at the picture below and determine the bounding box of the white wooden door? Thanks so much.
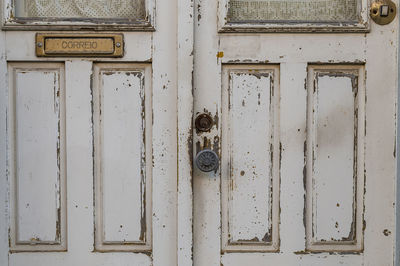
[193,0,398,265]
[0,0,192,265]
[1,1,399,266]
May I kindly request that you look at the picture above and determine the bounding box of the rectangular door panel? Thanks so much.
[221,65,280,252]
[8,63,67,252]
[305,65,365,252]
[93,63,152,252]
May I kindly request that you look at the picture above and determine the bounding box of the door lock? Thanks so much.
[195,149,219,172]
[195,113,213,132]
[370,0,396,25]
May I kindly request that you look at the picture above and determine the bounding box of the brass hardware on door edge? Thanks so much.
[370,0,396,25]
[195,113,213,132]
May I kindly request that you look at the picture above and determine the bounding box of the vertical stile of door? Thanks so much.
[0,22,8,266]
[152,0,179,264]
[177,0,194,264]
[279,63,308,253]
[397,23,400,264]
[394,27,400,265]
[364,1,399,263]
[193,0,222,264]
[65,60,94,256]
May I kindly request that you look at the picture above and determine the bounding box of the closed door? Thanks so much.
[0,0,182,265]
[193,0,398,265]
[0,0,398,266]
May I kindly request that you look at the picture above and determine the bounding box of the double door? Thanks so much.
[0,0,398,265]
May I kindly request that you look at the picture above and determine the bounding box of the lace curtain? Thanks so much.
[17,0,145,19]
[228,0,358,22]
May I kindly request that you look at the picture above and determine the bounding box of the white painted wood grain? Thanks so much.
[62,60,153,264]
[194,0,398,262]
[229,71,272,243]
[177,0,194,264]
[313,74,355,242]
[363,4,398,264]
[221,252,363,266]
[278,63,308,254]
[4,31,152,62]
[8,63,66,251]
[193,0,222,263]
[64,60,94,256]
[0,0,397,264]
[0,29,9,266]
[16,70,60,243]
[152,0,179,263]
[221,65,280,252]
[306,65,365,252]
[93,64,152,251]
[102,70,144,243]
[2,0,180,264]
[10,252,152,266]
[219,35,366,64]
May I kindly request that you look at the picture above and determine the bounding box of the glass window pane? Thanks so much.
[227,0,359,23]
[15,0,146,20]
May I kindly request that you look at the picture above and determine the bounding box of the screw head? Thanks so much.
[116,42,121,48]
[37,42,43,47]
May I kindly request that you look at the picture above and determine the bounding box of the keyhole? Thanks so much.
[195,113,213,132]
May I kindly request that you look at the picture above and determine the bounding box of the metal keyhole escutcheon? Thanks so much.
[195,149,219,172]
[370,0,396,25]
[195,113,213,132]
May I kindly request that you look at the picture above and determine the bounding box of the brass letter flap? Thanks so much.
[36,33,124,57]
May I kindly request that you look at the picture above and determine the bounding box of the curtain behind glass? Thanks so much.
[15,0,146,19]
[228,0,358,22]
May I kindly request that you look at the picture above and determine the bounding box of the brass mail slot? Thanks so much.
[36,33,124,57]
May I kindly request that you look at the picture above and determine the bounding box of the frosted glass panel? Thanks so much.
[228,0,358,22]
[15,0,146,19]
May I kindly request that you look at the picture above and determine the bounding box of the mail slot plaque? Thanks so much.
[36,33,124,57]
